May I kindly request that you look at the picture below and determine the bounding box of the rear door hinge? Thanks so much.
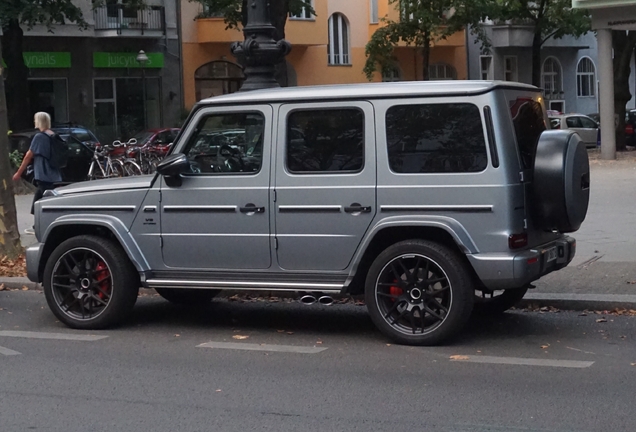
[274,237,278,250]
[523,218,528,230]
[160,236,163,248]
[273,189,277,202]
[519,171,525,182]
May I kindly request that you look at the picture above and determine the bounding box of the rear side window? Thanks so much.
[566,117,582,128]
[386,103,488,173]
[286,108,364,173]
[509,97,546,169]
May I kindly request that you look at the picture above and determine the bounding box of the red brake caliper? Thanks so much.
[95,261,111,299]
[389,279,403,300]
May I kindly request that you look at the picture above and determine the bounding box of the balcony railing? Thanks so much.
[94,4,165,35]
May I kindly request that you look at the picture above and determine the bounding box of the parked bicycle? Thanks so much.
[87,138,142,180]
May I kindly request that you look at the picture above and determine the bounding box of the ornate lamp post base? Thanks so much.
[231,1,291,92]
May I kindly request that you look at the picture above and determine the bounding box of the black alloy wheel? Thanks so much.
[43,235,139,329]
[365,240,473,346]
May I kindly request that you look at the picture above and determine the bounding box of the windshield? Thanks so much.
[133,131,154,145]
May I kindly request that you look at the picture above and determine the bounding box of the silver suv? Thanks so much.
[26,81,590,345]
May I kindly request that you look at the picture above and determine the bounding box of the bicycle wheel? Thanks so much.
[124,160,143,176]
[110,160,125,177]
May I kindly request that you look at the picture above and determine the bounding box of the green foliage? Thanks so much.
[0,0,87,31]
[191,0,314,29]
[9,150,23,170]
[364,0,493,80]
[496,0,590,44]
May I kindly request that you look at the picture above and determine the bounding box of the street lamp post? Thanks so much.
[136,50,149,129]
[231,1,291,92]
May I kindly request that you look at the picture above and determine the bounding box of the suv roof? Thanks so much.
[198,81,538,106]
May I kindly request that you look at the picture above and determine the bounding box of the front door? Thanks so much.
[160,105,272,270]
[274,102,376,271]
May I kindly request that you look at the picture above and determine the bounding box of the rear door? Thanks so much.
[274,102,376,271]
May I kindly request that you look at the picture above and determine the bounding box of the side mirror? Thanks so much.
[157,153,189,186]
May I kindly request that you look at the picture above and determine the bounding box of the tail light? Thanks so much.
[508,233,528,249]
[626,124,634,135]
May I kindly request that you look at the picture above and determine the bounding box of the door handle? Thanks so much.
[344,204,372,213]
[240,204,265,214]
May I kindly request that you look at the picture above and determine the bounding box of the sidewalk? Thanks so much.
[4,152,636,310]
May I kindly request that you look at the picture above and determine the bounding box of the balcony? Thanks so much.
[94,4,166,37]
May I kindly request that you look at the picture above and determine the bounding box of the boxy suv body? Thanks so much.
[26,81,590,345]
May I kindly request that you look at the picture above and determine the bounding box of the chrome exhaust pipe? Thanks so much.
[318,295,334,306]
[299,293,317,305]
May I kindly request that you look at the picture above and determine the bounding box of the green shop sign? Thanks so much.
[1,52,71,68]
[93,52,164,68]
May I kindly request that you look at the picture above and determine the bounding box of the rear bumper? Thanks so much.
[26,242,45,283]
[467,236,576,290]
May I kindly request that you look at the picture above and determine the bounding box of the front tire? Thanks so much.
[365,240,474,346]
[43,235,139,329]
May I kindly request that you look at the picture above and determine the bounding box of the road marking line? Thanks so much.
[450,355,594,368]
[197,341,327,354]
[0,345,21,356]
[0,331,108,341]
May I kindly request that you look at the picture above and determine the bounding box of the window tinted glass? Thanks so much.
[71,131,93,142]
[509,97,546,169]
[183,112,264,174]
[386,103,487,173]
[286,109,364,173]
[566,117,582,128]
[579,116,597,128]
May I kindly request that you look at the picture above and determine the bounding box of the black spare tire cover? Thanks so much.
[531,130,590,233]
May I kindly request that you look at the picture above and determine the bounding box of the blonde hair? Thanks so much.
[34,112,51,130]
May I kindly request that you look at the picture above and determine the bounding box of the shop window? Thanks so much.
[328,13,350,65]
[195,61,245,101]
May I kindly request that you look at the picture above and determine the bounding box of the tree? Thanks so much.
[496,0,590,87]
[0,31,22,259]
[364,0,492,81]
[0,1,90,131]
[612,30,636,152]
[190,0,313,86]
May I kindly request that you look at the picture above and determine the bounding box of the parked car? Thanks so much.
[587,112,636,146]
[26,81,590,346]
[9,125,100,184]
[131,128,180,154]
[549,113,599,148]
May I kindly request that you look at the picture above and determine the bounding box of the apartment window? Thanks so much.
[577,57,596,97]
[370,0,379,23]
[328,13,350,65]
[289,0,313,20]
[428,63,456,80]
[504,56,518,82]
[480,55,493,80]
[542,57,563,96]
[382,67,401,82]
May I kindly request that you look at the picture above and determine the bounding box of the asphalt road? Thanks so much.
[1,290,635,432]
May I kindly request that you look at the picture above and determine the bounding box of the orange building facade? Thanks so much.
[181,0,468,108]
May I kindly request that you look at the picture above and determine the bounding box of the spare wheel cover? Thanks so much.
[532,130,590,233]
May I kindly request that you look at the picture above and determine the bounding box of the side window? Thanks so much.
[286,108,364,173]
[566,117,583,128]
[386,103,488,173]
[579,116,597,128]
[182,112,264,174]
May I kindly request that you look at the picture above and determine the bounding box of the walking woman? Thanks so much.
[12,112,62,234]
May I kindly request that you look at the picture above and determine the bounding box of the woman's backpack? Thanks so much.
[46,133,69,169]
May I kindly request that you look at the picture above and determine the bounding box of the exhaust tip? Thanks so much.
[299,295,317,305]
[318,296,334,306]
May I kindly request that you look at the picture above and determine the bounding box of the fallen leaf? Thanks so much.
[631,363,636,366]
[232,335,249,340]
[277,330,285,333]
[216,389,222,392]
[541,344,550,349]
[386,344,391,347]
[596,318,607,323]
[286,332,294,335]
[21,286,28,291]
[316,341,322,344]
[174,334,180,337]
[0,284,5,291]
[450,355,470,360]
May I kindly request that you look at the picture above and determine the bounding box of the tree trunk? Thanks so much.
[612,30,636,152]
[421,32,430,81]
[531,27,542,87]
[1,20,31,131]
[0,34,23,259]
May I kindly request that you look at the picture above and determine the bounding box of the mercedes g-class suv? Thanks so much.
[26,81,590,345]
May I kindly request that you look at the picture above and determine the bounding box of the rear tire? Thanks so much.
[155,288,220,305]
[43,235,139,329]
[473,287,528,315]
[365,240,474,346]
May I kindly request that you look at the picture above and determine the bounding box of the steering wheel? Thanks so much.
[216,144,245,172]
